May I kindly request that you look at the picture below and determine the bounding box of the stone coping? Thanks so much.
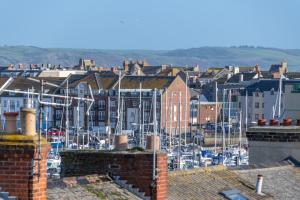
[0,133,48,146]
[60,149,167,155]
[248,126,300,133]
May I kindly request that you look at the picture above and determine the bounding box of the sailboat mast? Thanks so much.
[278,75,282,117]
[184,72,188,146]
[245,90,248,131]
[222,89,226,164]
[178,92,182,169]
[117,71,121,135]
[65,79,69,148]
[228,89,231,146]
[139,82,142,147]
[169,92,174,149]
[214,82,218,154]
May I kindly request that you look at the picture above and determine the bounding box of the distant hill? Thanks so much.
[0,45,300,71]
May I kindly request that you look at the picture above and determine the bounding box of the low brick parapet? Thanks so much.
[60,150,168,200]
[246,126,300,142]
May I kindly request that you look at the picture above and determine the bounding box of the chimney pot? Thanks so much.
[21,108,36,136]
[114,135,128,150]
[146,135,160,151]
[3,112,19,133]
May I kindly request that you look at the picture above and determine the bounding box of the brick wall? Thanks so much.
[0,135,50,200]
[161,76,190,134]
[198,103,221,125]
[60,150,168,200]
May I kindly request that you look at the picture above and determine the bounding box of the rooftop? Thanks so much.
[234,165,300,200]
[47,175,141,200]
[167,166,272,200]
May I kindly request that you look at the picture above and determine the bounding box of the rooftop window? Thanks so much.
[221,189,249,200]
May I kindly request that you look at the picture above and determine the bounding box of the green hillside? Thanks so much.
[0,46,299,71]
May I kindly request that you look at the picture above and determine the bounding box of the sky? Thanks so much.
[0,0,299,50]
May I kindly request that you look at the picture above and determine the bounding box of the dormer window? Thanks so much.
[270,88,275,95]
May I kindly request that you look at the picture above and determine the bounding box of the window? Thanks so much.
[56,110,62,119]
[3,100,7,107]
[132,100,137,107]
[10,100,15,111]
[239,102,241,108]
[255,92,259,97]
[255,102,259,109]
[98,100,106,109]
[270,89,275,95]
[144,101,150,109]
[145,112,150,122]
[110,100,116,107]
[262,114,265,119]
[262,103,264,108]
[98,111,105,120]
[255,114,259,120]
[110,112,116,118]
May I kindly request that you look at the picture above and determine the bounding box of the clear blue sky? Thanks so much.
[0,0,299,50]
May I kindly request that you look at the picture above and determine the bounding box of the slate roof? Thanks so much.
[285,72,300,79]
[269,64,281,73]
[168,166,272,200]
[235,165,300,200]
[141,65,162,75]
[227,72,257,83]
[260,71,273,79]
[243,80,280,96]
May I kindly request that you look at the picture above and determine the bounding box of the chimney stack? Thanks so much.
[3,112,19,133]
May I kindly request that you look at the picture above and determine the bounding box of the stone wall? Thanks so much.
[60,150,168,200]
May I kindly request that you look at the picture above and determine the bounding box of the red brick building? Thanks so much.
[53,72,190,136]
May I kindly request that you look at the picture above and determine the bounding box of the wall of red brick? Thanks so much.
[198,103,221,125]
[161,76,190,134]
[0,141,50,200]
[60,150,168,200]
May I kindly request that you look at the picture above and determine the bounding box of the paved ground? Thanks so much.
[47,175,141,200]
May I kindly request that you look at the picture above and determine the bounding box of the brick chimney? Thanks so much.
[0,108,50,200]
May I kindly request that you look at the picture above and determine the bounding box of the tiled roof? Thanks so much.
[47,175,141,200]
[6,77,60,94]
[0,77,9,86]
[235,165,300,200]
[239,66,255,72]
[168,166,272,200]
[120,76,175,89]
